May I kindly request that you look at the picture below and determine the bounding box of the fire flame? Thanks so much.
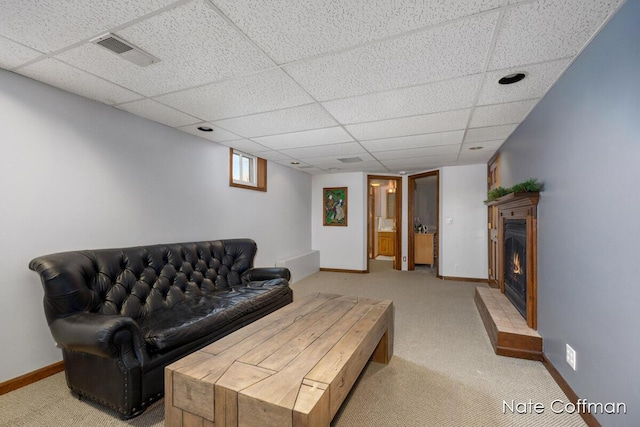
[513,252,522,275]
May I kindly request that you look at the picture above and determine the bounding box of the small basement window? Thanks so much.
[229,148,267,192]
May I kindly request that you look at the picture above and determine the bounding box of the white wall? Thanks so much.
[0,70,312,382]
[439,165,488,279]
[311,172,367,270]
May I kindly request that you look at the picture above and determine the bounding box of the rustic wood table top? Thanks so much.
[165,292,394,427]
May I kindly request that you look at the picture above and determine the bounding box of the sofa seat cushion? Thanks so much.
[139,278,289,352]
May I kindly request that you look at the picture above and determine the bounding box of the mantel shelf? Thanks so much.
[485,191,540,207]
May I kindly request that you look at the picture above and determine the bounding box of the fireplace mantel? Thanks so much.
[490,191,539,329]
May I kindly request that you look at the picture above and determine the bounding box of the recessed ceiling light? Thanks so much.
[197,126,213,132]
[498,72,526,85]
[291,161,300,165]
[469,146,483,151]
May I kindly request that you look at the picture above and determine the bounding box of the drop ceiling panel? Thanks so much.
[156,68,313,121]
[462,139,505,151]
[373,144,461,160]
[280,142,367,159]
[217,139,271,153]
[0,0,623,174]
[326,161,387,173]
[322,74,482,124]
[252,127,354,150]
[464,124,517,143]
[289,167,325,175]
[0,0,176,53]
[296,153,376,167]
[284,13,497,101]
[469,99,538,128]
[478,59,571,105]
[345,109,471,141]
[117,99,200,127]
[178,123,242,143]
[488,0,624,70]
[361,131,465,153]
[18,58,142,105]
[458,149,496,164]
[0,37,42,69]
[56,1,274,96]
[212,104,339,138]
[211,0,503,64]
[252,150,293,161]
[381,155,459,168]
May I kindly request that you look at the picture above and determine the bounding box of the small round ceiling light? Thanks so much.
[291,161,300,165]
[498,72,526,85]
[197,126,214,132]
[469,146,483,151]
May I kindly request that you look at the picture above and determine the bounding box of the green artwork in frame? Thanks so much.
[323,187,348,226]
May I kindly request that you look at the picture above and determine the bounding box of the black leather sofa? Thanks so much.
[29,239,292,418]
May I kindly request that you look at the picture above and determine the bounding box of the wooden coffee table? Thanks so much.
[165,293,394,427]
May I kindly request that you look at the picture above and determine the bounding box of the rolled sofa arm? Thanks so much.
[241,267,291,283]
[49,312,147,362]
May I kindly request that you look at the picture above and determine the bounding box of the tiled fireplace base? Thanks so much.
[474,287,542,361]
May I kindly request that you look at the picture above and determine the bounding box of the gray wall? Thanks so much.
[0,69,312,382]
[498,0,639,424]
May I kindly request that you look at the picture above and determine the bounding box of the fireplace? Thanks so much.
[488,192,538,329]
[504,220,527,318]
[476,191,541,360]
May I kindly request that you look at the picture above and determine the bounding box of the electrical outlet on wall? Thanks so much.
[566,344,577,370]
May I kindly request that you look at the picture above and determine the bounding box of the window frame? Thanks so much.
[229,148,267,192]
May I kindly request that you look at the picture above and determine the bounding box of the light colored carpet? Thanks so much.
[0,261,585,426]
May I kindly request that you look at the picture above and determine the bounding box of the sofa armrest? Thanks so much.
[49,313,147,363]
[241,267,291,283]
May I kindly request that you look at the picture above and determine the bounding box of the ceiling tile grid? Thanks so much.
[216,139,271,154]
[155,68,313,121]
[0,0,178,53]
[488,0,625,70]
[251,126,354,150]
[54,1,274,97]
[279,142,368,160]
[361,131,465,153]
[212,104,339,138]
[177,123,243,143]
[19,58,142,105]
[283,12,498,101]
[0,37,43,70]
[469,99,539,128]
[322,74,483,124]
[463,124,519,144]
[345,109,472,141]
[210,0,504,64]
[0,0,625,174]
[116,99,200,128]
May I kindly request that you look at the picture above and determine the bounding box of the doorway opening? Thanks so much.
[408,171,439,275]
[367,175,402,272]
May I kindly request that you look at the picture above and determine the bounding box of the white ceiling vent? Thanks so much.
[91,34,160,67]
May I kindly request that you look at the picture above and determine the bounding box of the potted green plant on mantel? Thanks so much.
[484,178,543,204]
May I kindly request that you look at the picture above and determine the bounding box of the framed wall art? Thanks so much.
[323,187,348,226]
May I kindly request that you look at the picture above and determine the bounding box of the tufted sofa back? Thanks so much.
[29,239,257,324]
